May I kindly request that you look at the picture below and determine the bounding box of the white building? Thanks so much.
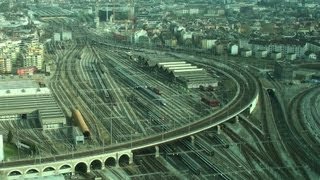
[286,53,297,61]
[230,44,239,55]
[0,57,12,73]
[271,52,282,60]
[255,50,268,58]
[306,42,320,53]
[308,53,317,60]
[248,39,307,58]
[61,31,72,41]
[241,50,252,57]
[182,32,193,41]
[53,33,61,41]
[24,40,44,70]
[134,29,149,44]
[189,8,199,14]
[0,40,21,73]
[201,39,216,49]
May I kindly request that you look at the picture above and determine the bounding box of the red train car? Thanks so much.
[201,97,220,107]
[148,86,162,95]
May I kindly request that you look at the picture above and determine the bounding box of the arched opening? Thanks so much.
[105,157,116,167]
[75,162,88,174]
[60,164,72,170]
[43,167,55,172]
[26,169,39,174]
[267,88,275,95]
[8,171,22,176]
[59,164,72,175]
[118,154,130,167]
[90,159,102,170]
[83,130,90,138]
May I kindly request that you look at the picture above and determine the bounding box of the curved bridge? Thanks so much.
[0,60,259,179]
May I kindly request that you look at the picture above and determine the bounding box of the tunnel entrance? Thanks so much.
[21,114,27,120]
[90,160,102,170]
[75,162,88,174]
[105,157,116,167]
[118,154,130,167]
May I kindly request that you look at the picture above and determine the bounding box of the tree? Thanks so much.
[7,129,13,143]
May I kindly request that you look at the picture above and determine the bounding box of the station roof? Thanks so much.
[139,55,218,88]
[162,64,192,68]
[172,68,204,73]
[167,66,198,72]
[0,86,66,127]
[158,61,187,65]
[0,80,39,90]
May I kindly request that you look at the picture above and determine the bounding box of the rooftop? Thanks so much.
[0,80,66,128]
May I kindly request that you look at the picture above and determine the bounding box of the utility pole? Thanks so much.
[112,0,115,22]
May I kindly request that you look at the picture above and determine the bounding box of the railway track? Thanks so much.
[0,34,261,180]
[288,85,320,175]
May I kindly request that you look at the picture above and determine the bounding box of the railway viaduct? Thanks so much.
[2,149,133,179]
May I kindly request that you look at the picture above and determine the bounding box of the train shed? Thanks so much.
[0,80,66,129]
[158,62,218,89]
[137,54,218,89]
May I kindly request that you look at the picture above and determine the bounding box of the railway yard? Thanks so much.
[0,20,319,180]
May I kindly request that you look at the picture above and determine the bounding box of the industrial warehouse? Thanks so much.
[0,79,66,129]
[138,55,218,89]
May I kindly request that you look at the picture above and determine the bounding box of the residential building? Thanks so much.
[255,50,268,58]
[53,32,61,41]
[248,39,308,59]
[0,40,21,73]
[271,52,282,60]
[274,61,294,80]
[61,31,72,41]
[286,53,297,61]
[201,39,216,49]
[24,39,44,70]
[241,50,252,57]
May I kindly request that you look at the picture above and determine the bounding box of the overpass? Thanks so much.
[0,53,259,180]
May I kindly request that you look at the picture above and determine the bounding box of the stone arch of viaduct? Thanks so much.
[3,150,132,179]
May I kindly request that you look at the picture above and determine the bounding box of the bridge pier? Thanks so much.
[190,135,195,146]
[235,116,239,123]
[155,146,160,158]
[129,152,133,164]
[217,125,221,134]
[116,153,120,167]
